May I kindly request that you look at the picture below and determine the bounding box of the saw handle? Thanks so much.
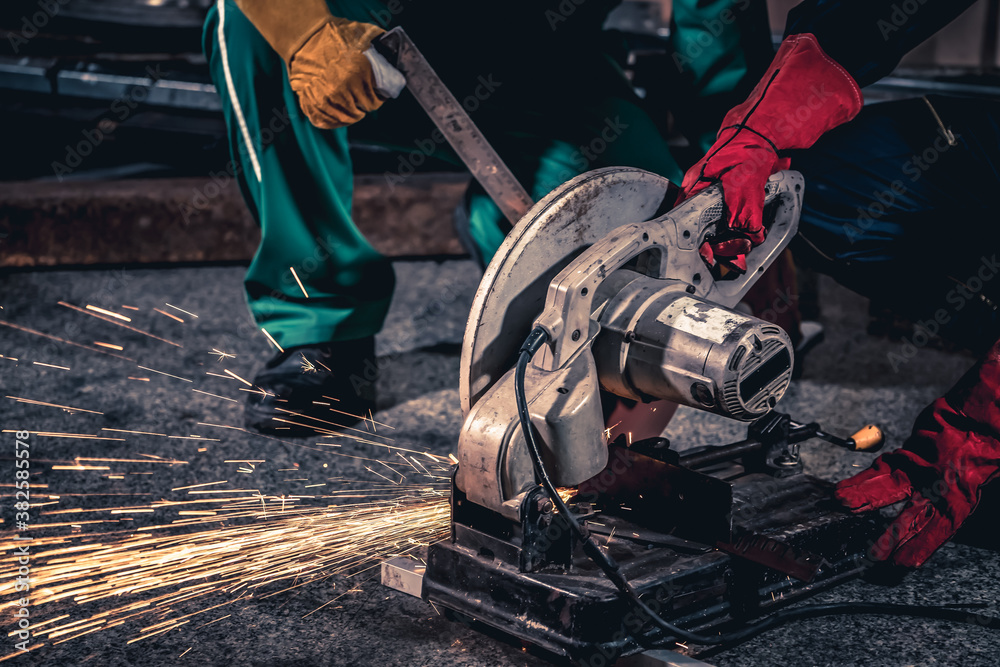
[681,418,886,470]
[533,170,802,371]
[804,422,886,454]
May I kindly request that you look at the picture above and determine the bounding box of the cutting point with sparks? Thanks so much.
[0,487,450,649]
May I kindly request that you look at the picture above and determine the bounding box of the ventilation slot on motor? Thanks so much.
[729,346,746,371]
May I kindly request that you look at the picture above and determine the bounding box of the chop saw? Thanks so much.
[377,28,886,665]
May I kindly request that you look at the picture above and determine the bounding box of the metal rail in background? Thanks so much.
[4,48,1000,121]
[0,56,222,111]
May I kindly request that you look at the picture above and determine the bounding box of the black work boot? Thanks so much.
[244,337,377,436]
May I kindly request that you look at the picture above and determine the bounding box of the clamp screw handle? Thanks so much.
[850,424,884,452]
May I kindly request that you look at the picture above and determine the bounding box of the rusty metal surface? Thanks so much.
[0,173,468,268]
[716,533,825,583]
[578,443,734,546]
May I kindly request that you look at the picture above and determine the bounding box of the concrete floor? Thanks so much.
[1,260,998,666]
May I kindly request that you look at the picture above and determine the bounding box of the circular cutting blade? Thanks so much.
[460,167,674,414]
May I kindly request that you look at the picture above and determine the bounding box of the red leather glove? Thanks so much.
[677,33,862,275]
[835,340,1000,567]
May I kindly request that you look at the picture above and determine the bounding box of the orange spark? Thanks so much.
[33,362,70,371]
[209,349,236,362]
[166,303,199,318]
[222,369,253,387]
[5,396,103,415]
[191,389,238,404]
[58,302,181,348]
[171,481,228,492]
[260,328,283,352]
[137,365,192,383]
[289,267,310,298]
[0,320,133,361]
[153,308,184,323]
[85,304,131,322]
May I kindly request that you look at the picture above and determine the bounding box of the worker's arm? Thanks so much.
[675,0,976,273]
[677,0,996,569]
[786,0,978,87]
[235,0,405,129]
[668,0,775,154]
[836,341,1000,568]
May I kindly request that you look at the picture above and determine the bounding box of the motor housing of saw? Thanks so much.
[457,169,803,516]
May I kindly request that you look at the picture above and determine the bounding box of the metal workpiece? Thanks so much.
[380,556,425,599]
[618,649,715,667]
[0,57,56,94]
[593,280,795,420]
[425,456,881,664]
[578,442,735,545]
[57,0,213,27]
[56,70,222,111]
[0,56,223,111]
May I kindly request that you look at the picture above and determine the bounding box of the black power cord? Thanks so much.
[514,327,1000,647]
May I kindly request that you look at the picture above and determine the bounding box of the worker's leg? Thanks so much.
[441,44,685,440]
[458,0,772,265]
[465,99,684,264]
[203,0,394,351]
[668,0,775,153]
[791,95,1000,354]
[462,56,684,265]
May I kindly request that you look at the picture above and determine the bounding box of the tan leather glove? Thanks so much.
[236,0,405,129]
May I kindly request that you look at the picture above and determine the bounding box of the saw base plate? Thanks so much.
[422,471,878,664]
